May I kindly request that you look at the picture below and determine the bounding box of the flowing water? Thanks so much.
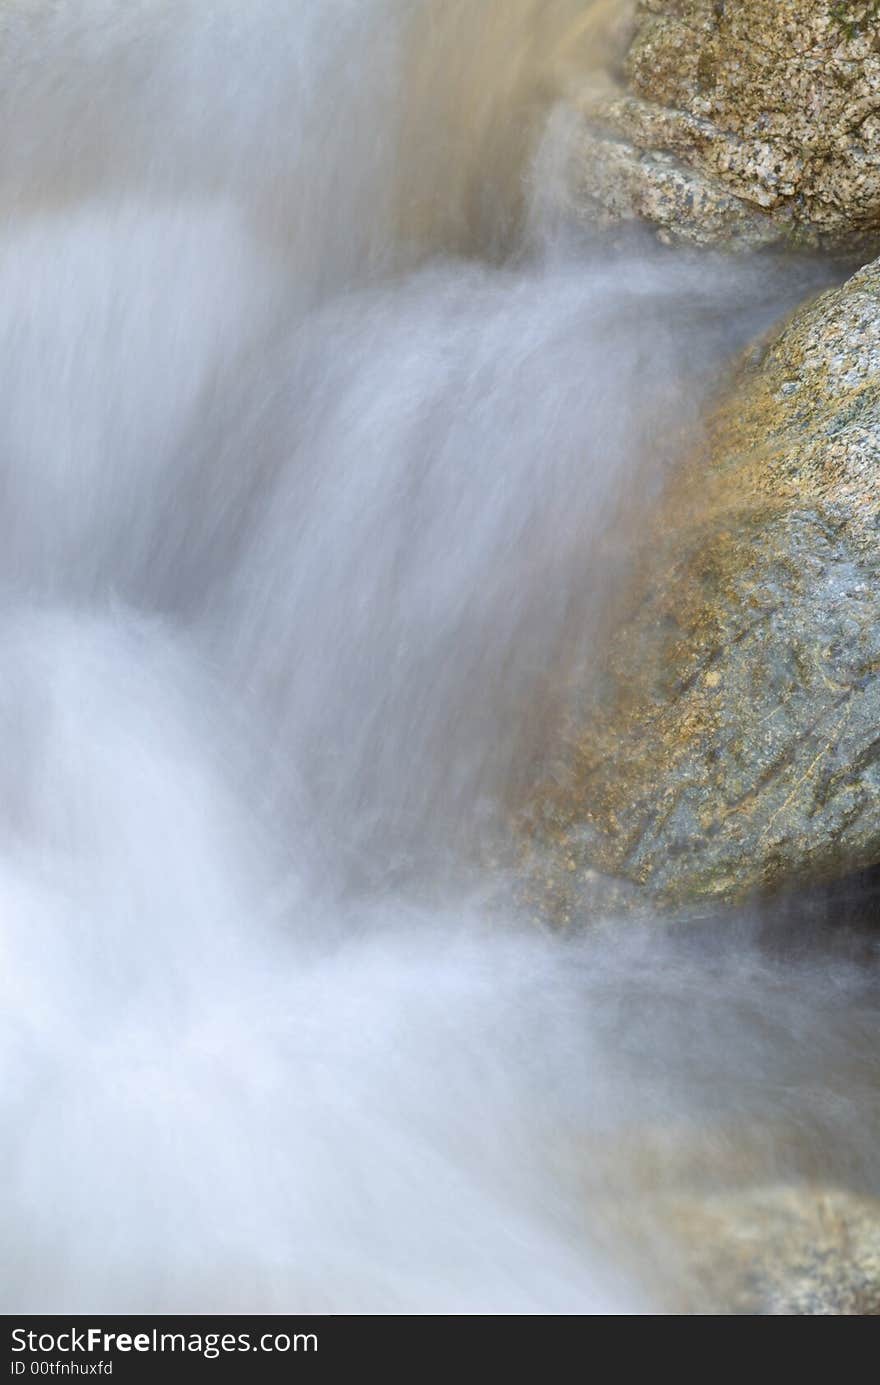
[2,0,878,1314]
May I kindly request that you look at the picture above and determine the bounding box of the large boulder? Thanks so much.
[520,254,880,915]
[564,0,880,254]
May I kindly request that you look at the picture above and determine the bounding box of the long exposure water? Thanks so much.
[2,0,878,1313]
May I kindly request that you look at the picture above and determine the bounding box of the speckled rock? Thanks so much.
[565,0,880,254]
[658,1183,880,1314]
[584,1116,880,1311]
[520,254,880,914]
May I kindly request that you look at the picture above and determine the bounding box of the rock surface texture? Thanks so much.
[522,255,880,914]
[566,0,880,254]
[662,1183,880,1314]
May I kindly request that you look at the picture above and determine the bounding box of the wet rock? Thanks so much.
[564,1,880,254]
[521,254,880,913]
[588,1119,880,1312]
[659,1183,880,1314]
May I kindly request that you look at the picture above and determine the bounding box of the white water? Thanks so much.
[2,0,878,1314]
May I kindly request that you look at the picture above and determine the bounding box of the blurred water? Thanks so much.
[1,0,877,1314]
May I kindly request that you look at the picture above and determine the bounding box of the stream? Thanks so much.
[2,0,878,1314]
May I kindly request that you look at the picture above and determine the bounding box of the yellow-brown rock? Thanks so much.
[566,0,880,254]
[522,254,880,913]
